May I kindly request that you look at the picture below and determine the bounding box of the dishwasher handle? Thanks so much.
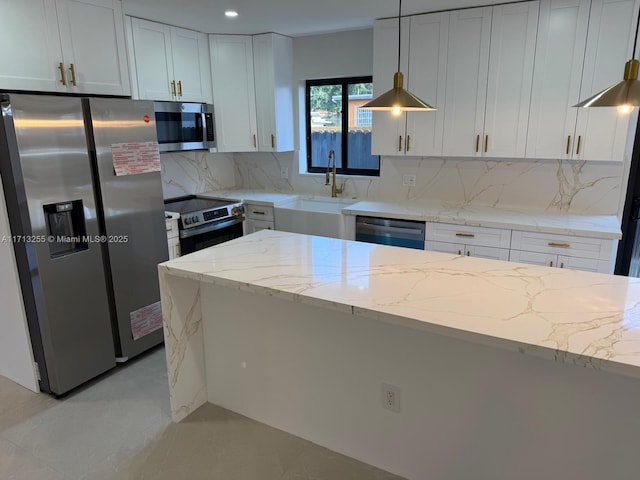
[356,221,424,236]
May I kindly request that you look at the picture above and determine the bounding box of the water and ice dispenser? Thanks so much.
[43,200,88,258]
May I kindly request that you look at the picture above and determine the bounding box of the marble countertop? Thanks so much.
[343,200,621,239]
[160,229,640,380]
[199,189,621,239]
[198,189,298,206]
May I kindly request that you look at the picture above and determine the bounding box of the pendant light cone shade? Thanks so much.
[573,59,640,107]
[360,72,436,111]
[360,0,435,114]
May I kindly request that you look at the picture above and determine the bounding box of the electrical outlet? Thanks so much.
[402,174,416,187]
[381,383,401,412]
[280,166,289,178]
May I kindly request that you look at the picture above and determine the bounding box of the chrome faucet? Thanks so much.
[325,149,343,197]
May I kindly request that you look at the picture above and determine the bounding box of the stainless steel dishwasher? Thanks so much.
[355,216,426,250]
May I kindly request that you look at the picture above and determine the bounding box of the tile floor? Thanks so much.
[0,346,405,480]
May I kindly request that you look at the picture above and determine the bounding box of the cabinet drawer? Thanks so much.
[426,240,510,261]
[245,204,274,221]
[165,218,179,239]
[510,231,613,261]
[251,219,274,232]
[426,222,511,248]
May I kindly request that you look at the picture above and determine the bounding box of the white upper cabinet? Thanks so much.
[442,7,492,157]
[209,33,294,153]
[129,17,212,103]
[252,33,294,152]
[576,0,639,161]
[526,0,590,160]
[170,27,212,103]
[483,2,539,157]
[527,0,639,162]
[371,17,410,156]
[0,0,130,95]
[443,2,539,158]
[371,13,448,157]
[407,12,449,157]
[209,35,258,152]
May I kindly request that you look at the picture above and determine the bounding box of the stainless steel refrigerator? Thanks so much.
[0,94,168,396]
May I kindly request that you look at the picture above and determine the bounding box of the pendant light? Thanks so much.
[360,0,435,116]
[573,9,640,112]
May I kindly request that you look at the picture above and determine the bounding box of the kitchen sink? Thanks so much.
[274,197,357,239]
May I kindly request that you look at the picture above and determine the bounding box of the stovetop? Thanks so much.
[164,195,244,230]
[164,195,238,214]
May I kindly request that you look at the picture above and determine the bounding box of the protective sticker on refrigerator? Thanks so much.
[111,142,161,176]
[130,301,163,340]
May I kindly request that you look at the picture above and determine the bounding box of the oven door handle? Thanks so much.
[179,217,244,239]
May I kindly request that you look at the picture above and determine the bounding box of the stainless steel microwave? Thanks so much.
[153,101,216,152]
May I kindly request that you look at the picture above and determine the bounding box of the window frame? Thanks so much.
[305,76,379,177]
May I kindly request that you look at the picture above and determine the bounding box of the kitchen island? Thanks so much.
[159,229,640,480]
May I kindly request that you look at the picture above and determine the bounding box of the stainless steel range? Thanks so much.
[164,195,244,254]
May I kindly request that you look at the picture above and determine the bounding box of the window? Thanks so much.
[305,76,379,176]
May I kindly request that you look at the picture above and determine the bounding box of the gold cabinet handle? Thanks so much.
[549,261,553,267]
[177,80,183,97]
[548,242,570,248]
[484,134,488,153]
[271,134,275,148]
[253,134,257,148]
[560,262,565,268]
[475,134,480,153]
[576,135,582,155]
[69,63,77,86]
[466,251,471,256]
[566,135,571,155]
[171,80,177,97]
[399,135,403,152]
[458,250,462,255]
[406,135,411,152]
[455,233,475,238]
[58,62,67,86]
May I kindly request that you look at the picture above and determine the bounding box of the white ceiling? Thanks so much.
[122,0,501,37]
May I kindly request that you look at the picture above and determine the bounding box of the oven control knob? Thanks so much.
[184,217,190,225]
[191,216,197,224]
[232,205,244,217]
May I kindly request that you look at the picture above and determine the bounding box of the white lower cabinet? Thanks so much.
[509,230,615,273]
[166,214,180,260]
[426,240,510,261]
[426,222,512,260]
[243,204,275,235]
[508,250,609,272]
[424,221,616,273]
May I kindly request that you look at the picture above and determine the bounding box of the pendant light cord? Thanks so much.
[397,0,402,72]
[634,6,640,60]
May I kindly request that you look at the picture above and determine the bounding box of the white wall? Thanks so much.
[201,285,640,480]
[0,174,38,392]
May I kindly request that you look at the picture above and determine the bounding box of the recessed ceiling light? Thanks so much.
[225,10,238,18]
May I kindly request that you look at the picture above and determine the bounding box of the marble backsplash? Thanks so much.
[233,152,625,215]
[161,151,236,199]
[161,150,625,215]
